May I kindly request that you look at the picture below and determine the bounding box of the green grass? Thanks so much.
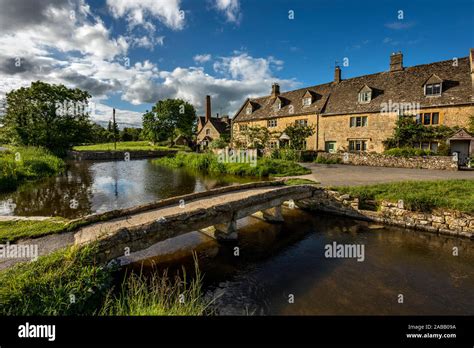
[0,245,209,316]
[0,218,69,243]
[334,180,474,214]
[284,178,320,186]
[100,260,208,316]
[153,152,311,178]
[0,245,114,315]
[0,146,65,192]
[73,141,189,152]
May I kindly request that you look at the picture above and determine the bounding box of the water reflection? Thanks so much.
[0,159,259,219]
[121,210,474,316]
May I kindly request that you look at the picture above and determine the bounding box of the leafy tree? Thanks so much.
[241,126,271,149]
[469,115,474,134]
[107,120,119,142]
[284,124,316,150]
[1,81,92,155]
[121,128,142,141]
[142,99,196,144]
[384,117,456,149]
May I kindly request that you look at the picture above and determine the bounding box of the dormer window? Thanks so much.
[246,106,252,115]
[358,85,372,104]
[303,97,312,106]
[423,74,443,97]
[425,83,442,96]
[302,90,314,106]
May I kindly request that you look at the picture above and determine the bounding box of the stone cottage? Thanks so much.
[196,95,231,150]
[231,49,474,157]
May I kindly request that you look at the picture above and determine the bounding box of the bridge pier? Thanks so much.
[252,206,284,223]
[199,219,238,241]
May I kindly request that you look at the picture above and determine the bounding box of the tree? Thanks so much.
[469,115,474,134]
[121,127,142,141]
[284,124,316,150]
[241,125,271,149]
[1,81,92,154]
[384,117,456,149]
[142,99,196,144]
[107,120,119,142]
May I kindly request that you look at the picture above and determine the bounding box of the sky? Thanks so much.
[0,0,473,127]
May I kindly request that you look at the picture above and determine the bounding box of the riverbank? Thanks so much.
[0,146,65,192]
[72,141,188,152]
[0,245,208,315]
[152,152,311,177]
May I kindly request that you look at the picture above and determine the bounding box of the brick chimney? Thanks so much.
[390,52,403,72]
[205,95,211,122]
[334,65,341,83]
[271,83,280,97]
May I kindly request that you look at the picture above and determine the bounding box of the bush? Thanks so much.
[314,155,342,164]
[0,146,65,191]
[209,138,228,150]
[383,147,435,157]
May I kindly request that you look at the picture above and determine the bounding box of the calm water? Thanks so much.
[125,209,474,315]
[0,159,260,219]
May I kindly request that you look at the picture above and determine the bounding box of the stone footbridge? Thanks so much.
[73,181,317,263]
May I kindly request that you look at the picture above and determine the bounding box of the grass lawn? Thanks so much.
[0,245,208,316]
[334,180,474,214]
[73,141,189,152]
[0,218,69,243]
[0,146,65,192]
[153,152,311,178]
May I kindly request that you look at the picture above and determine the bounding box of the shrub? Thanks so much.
[383,147,434,157]
[314,155,342,164]
[0,146,65,191]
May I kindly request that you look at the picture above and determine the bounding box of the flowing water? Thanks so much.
[1,159,473,315]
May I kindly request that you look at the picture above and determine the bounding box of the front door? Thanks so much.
[451,140,470,166]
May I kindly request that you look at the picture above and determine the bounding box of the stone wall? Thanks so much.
[297,188,474,239]
[318,152,458,171]
[67,150,177,161]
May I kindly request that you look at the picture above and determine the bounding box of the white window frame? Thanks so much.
[358,91,371,103]
[303,97,312,106]
[425,83,442,96]
[246,106,252,115]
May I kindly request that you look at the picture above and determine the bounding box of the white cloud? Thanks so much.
[193,54,212,64]
[107,0,185,31]
[214,0,241,24]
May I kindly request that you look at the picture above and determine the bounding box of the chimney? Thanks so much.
[334,65,341,83]
[205,95,211,122]
[470,48,474,73]
[271,83,280,97]
[390,51,403,72]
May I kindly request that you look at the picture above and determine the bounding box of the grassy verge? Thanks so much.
[333,180,474,214]
[0,218,69,243]
[73,141,189,152]
[0,246,209,316]
[0,245,113,315]
[0,146,65,192]
[284,178,320,186]
[100,262,208,316]
[153,152,311,178]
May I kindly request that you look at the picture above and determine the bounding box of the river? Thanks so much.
[1,159,473,315]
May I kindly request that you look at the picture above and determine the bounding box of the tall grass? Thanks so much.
[153,152,310,177]
[0,245,114,315]
[0,146,64,192]
[100,259,209,316]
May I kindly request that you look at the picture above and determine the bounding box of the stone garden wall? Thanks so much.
[318,152,458,171]
[297,188,473,239]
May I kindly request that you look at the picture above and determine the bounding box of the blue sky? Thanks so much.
[0,0,472,126]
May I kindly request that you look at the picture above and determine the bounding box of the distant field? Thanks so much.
[73,141,189,152]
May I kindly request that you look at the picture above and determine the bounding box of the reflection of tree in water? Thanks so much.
[3,161,94,219]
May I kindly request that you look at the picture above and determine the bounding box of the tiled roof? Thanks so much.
[233,56,473,122]
[209,117,230,134]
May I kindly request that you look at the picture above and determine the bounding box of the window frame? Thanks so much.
[267,119,278,128]
[303,97,312,106]
[425,83,442,96]
[358,91,372,103]
[295,119,308,127]
[350,116,368,128]
[349,139,368,152]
